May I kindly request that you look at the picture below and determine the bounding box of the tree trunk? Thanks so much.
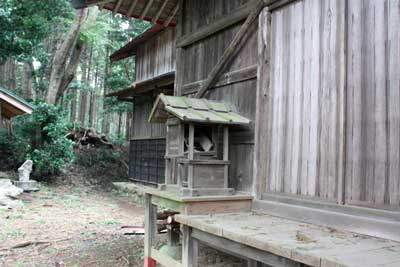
[22,62,35,100]
[71,88,78,123]
[79,50,88,126]
[0,58,17,90]
[46,8,88,104]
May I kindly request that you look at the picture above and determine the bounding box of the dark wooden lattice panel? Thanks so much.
[129,138,166,185]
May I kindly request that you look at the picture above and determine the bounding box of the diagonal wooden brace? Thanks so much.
[194,0,265,98]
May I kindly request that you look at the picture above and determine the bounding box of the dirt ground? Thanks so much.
[0,161,246,267]
[0,182,145,267]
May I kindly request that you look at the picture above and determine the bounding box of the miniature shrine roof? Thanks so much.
[149,94,251,125]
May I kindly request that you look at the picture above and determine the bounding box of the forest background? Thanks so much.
[0,0,150,177]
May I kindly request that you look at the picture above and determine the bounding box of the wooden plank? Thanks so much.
[151,194,184,211]
[164,3,179,27]
[144,194,157,257]
[253,199,400,242]
[140,0,155,20]
[127,0,139,17]
[388,0,400,207]
[184,199,252,215]
[223,126,229,188]
[182,226,198,267]
[195,0,265,98]
[176,1,254,48]
[113,0,123,13]
[0,102,3,129]
[191,229,301,267]
[152,0,169,23]
[151,248,183,267]
[181,65,257,95]
[253,8,271,199]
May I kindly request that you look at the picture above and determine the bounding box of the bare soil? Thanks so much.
[0,183,145,267]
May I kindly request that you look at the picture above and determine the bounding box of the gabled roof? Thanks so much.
[70,0,179,27]
[149,94,251,125]
[0,87,34,120]
[110,24,165,61]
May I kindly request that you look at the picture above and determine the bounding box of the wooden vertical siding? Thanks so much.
[346,0,400,208]
[261,0,345,201]
[133,96,166,139]
[135,27,176,83]
[177,0,257,192]
[258,0,400,209]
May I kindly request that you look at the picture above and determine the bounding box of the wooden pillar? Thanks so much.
[188,123,195,188]
[0,102,3,130]
[144,194,157,267]
[223,126,229,188]
[182,225,198,267]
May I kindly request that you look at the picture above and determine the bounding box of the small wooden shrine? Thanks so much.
[149,94,250,196]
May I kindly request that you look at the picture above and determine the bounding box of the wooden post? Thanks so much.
[253,7,271,199]
[182,225,198,267]
[144,194,157,267]
[0,102,3,130]
[223,126,229,188]
[188,123,194,188]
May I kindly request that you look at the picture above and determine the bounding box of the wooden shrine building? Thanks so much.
[108,25,176,185]
[72,0,400,266]
[0,86,33,130]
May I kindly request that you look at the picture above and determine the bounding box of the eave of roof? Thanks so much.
[0,87,34,119]
[110,24,166,61]
[106,71,175,98]
[149,94,251,125]
[70,0,178,27]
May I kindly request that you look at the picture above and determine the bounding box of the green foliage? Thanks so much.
[0,130,27,171]
[13,102,75,177]
[0,0,72,62]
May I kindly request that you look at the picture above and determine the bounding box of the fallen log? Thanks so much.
[66,128,113,148]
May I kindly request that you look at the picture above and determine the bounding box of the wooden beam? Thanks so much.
[191,229,301,267]
[253,199,400,243]
[127,0,139,17]
[181,65,257,95]
[253,8,270,199]
[152,0,169,23]
[113,0,123,13]
[182,226,198,267]
[264,0,300,11]
[195,0,265,98]
[0,102,3,130]
[188,123,195,189]
[223,126,229,188]
[144,194,157,259]
[176,1,254,48]
[151,248,182,267]
[140,0,155,20]
[164,3,179,27]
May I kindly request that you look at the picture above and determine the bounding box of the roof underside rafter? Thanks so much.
[70,0,179,27]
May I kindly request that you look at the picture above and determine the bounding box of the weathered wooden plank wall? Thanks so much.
[136,27,176,83]
[176,0,257,192]
[346,0,400,208]
[131,28,176,140]
[259,0,345,201]
[133,96,166,139]
[257,0,400,209]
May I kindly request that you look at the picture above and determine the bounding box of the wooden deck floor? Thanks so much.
[175,212,400,267]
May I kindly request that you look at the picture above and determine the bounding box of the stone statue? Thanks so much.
[14,160,39,192]
[18,160,33,182]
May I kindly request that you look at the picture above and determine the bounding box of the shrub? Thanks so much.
[13,101,75,178]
